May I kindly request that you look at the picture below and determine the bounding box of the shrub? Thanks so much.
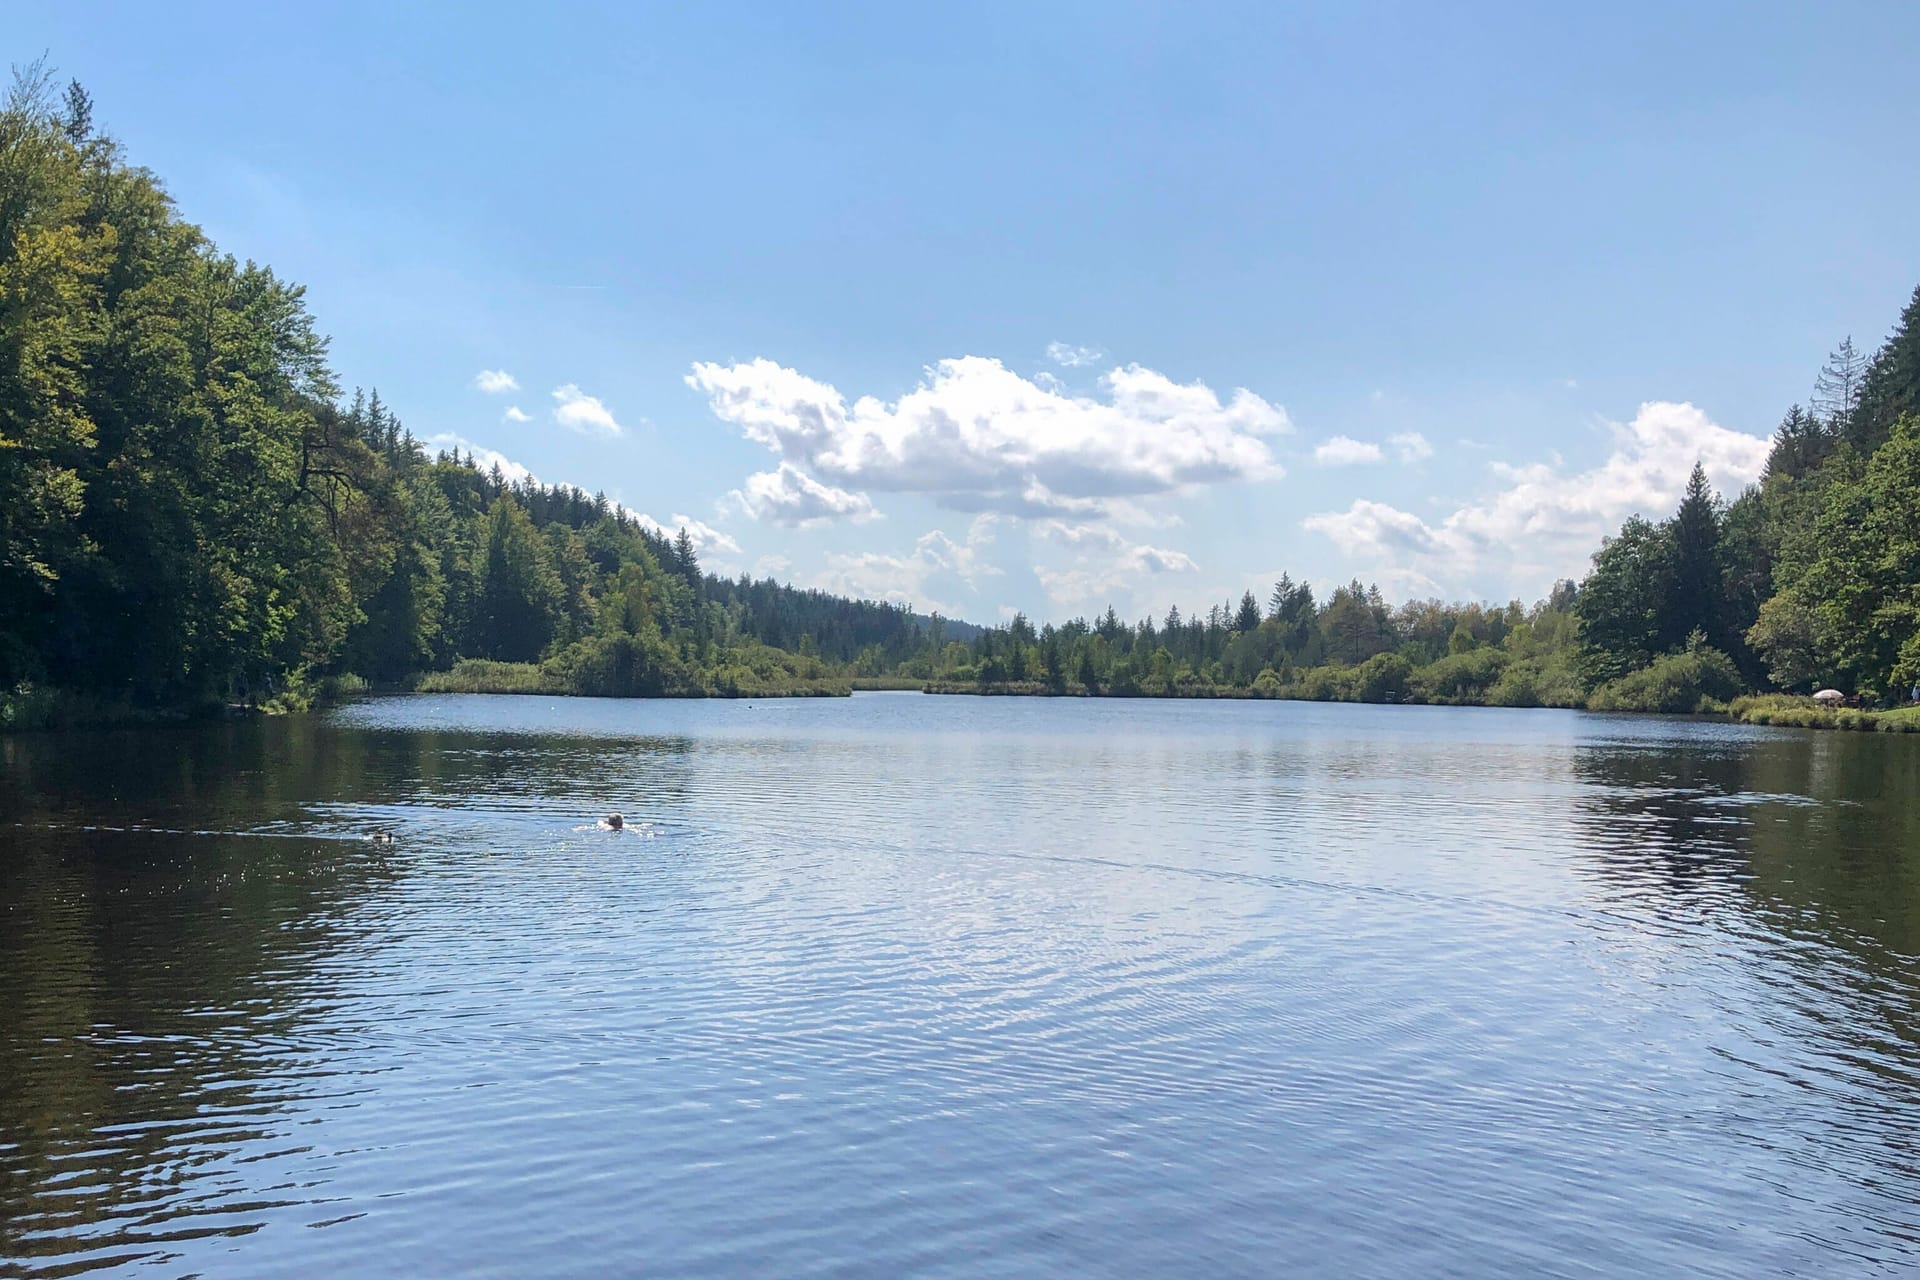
[1587,647,1742,714]
[416,660,563,695]
[1410,648,1508,704]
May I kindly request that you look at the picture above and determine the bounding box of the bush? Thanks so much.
[1587,647,1743,714]
[1281,653,1413,704]
[416,660,564,694]
[548,630,695,697]
[1410,648,1507,704]
[1351,652,1413,702]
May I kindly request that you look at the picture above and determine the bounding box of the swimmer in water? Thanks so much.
[606,813,624,831]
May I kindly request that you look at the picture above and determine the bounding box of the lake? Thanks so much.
[4,693,1920,1277]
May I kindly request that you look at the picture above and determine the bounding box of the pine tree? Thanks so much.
[1665,461,1725,652]
[60,80,91,145]
[1850,285,1920,454]
[673,527,699,585]
[1234,590,1261,632]
[1268,574,1292,620]
[1812,336,1867,431]
[1763,404,1832,482]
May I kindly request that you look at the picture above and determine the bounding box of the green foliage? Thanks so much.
[0,75,979,717]
[1587,647,1743,714]
[1577,515,1675,681]
[1483,651,1587,709]
[416,660,565,695]
[1410,648,1507,704]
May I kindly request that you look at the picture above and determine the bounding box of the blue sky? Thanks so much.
[19,2,1920,622]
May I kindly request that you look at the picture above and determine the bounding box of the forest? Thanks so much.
[929,285,1920,726]
[0,71,964,721]
[3,70,1918,728]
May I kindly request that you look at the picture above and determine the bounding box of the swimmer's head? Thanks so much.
[606,813,624,831]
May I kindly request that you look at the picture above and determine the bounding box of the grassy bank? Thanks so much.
[848,676,928,692]
[415,658,852,699]
[1728,695,1920,733]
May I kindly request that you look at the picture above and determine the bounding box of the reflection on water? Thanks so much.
[5,695,1920,1276]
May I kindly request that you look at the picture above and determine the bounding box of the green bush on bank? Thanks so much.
[1587,647,1743,713]
[413,643,855,699]
[1727,694,1920,733]
[416,660,566,695]
[1409,648,1508,704]
[1281,652,1415,703]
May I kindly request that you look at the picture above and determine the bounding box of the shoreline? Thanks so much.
[12,680,1919,736]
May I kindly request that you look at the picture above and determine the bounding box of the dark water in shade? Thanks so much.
[6,695,1920,1277]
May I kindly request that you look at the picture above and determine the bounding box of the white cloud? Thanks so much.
[619,508,742,556]
[475,369,519,394]
[1302,499,1443,558]
[1389,431,1433,463]
[503,405,532,423]
[670,515,742,556]
[1126,545,1200,574]
[1304,400,1772,596]
[752,554,793,581]
[552,384,624,436]
[725,462,879,527]
[1314,435,1385,466]
[687,355,1287,520]
[1046,341,1104,368]
[810,518,1000,614]
[426,432,537,485]
[1034,519,1128,551]
[1035,542,1199,610]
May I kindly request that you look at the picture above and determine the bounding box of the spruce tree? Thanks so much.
[1235,590,1261,632]
[1812,336,1867,432]
[1665,462,1725,652]
[60,80,91,145]
[1850,284,1920,454]
[673,526,699,584]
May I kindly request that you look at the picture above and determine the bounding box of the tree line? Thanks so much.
[934,285,1920,714]
[0,71,957,715]
[6,67,1918,721]
[1576,289,1920,706]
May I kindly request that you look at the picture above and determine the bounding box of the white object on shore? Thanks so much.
[1812,689,1845,705]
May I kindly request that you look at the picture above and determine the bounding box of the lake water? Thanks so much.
[5,693,1920,1277]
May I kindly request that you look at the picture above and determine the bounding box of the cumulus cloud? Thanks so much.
[426,432,537,485]
[686,355,1287,521]
[811,518,1000,614]
[623,510,741,556]
[1389,431,1433,463]
[1126,545,1200,574]
[474,369,519,394]
[1034,519,1128,551]
[503,405,532,423]
[1046,341,1104,368]
[552,384,623,435]
[1304,401,1771,595]
[725,462,879,527]
[1314,435,1385,466]
[1035,542,1200,610]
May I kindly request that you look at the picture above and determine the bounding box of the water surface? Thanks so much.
[5,693,1920,1276]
